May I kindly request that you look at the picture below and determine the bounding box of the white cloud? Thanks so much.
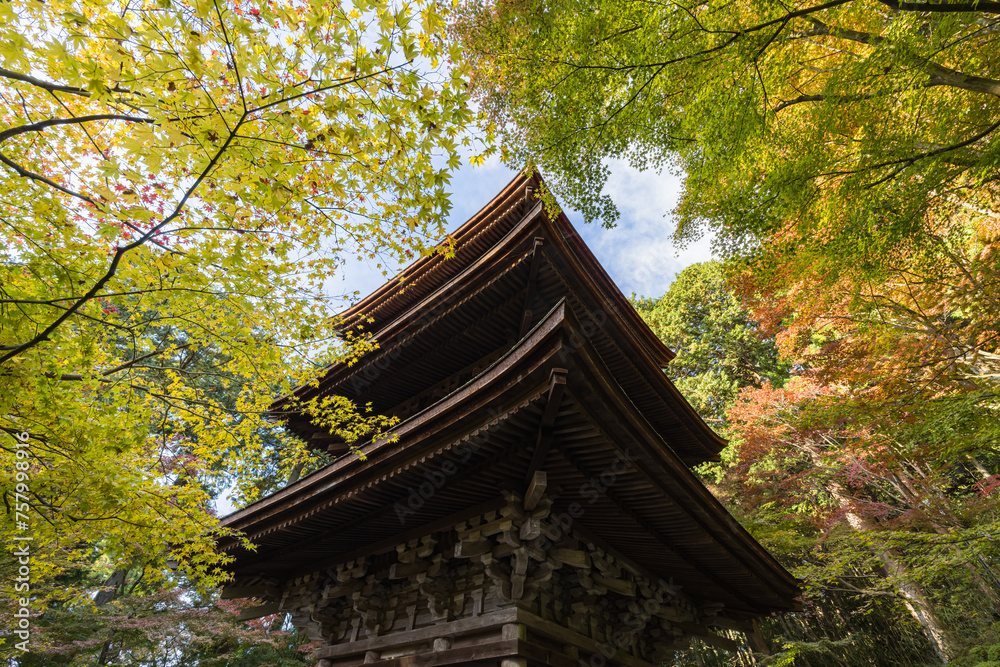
[438,157,715,299]
[329,158,713,304]
[574,159,715,298]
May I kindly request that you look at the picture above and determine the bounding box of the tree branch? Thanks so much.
[213,0,247,113]
[810,19,1000,96]
[865,117,1000,187]
[927,62,1000,96]
[0,152,103,205]
[876,0,1000,14]
[0,114,155,144]
[101,345,191,376]
[0,67,92,97]
[772,82,934,111]
[0,154,179,253]
[551,0,854,73]
[772,94,825,112]
[0,113,249,365]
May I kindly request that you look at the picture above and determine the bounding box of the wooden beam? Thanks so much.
[514,609,658,667]
[593,573,636,597]
[360,640,519,667]
[220,584,279,600]
[237,602,280,621]
[519,516,542,540]
[523,470,547,511]
[454,539,493,558]
[388,560,429,579]
[707,616,754,633]
[517,640,585,667]
[517,237,545,339]
[526,368,567,481]
[678,623,740,652]
[232,479,508,573]
[551,548,589,569]
[322,637,584,667]
[315,608,518,659]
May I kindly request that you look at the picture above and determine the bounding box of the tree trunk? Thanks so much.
[806,446,954,662]
[969,456,991,479]
[834,487,954,662]
[891,470,1000,613]
[745,619,769,657]
[286,461,305,485]
[95,568,127,665]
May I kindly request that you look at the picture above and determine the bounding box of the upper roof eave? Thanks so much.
[221,298,574,533]
[335,173,537,334]
[271,172,679,410]
[271,184,724,461]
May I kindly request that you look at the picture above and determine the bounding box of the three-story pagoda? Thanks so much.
[217,173,799,667]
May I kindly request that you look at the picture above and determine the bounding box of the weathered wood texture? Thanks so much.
[244,494,741,667]
[218,174,799,667]
[270,173,720,466]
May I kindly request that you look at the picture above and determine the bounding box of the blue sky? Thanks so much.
[215,160,712,515]
[332,158,715,301]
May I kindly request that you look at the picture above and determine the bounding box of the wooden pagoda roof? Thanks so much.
[272,172,722,466]
[219,172,799,621]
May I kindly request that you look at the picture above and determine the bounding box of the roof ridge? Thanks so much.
[335,172,536,334]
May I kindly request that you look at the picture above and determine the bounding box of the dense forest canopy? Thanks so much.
[635,263,1000,666]
[454,0,1000,254]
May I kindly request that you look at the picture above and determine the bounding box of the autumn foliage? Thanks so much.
[0,0,482,660]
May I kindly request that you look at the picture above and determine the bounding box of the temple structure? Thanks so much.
[217,173,799,667]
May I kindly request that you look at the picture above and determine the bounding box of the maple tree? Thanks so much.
[631,266,938,666]
[454,1,1000,660]
[723,245,1000,662]
[453,0,999,260]
[16,577,313,665]
[720,372,1000,664]
[0,0,483,657]
[633,262,1000,665]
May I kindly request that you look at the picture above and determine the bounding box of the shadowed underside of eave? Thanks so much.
[221,302,800,618]
[271,174,724,465]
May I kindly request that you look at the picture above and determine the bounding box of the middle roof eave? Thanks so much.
[221,300,798,613]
